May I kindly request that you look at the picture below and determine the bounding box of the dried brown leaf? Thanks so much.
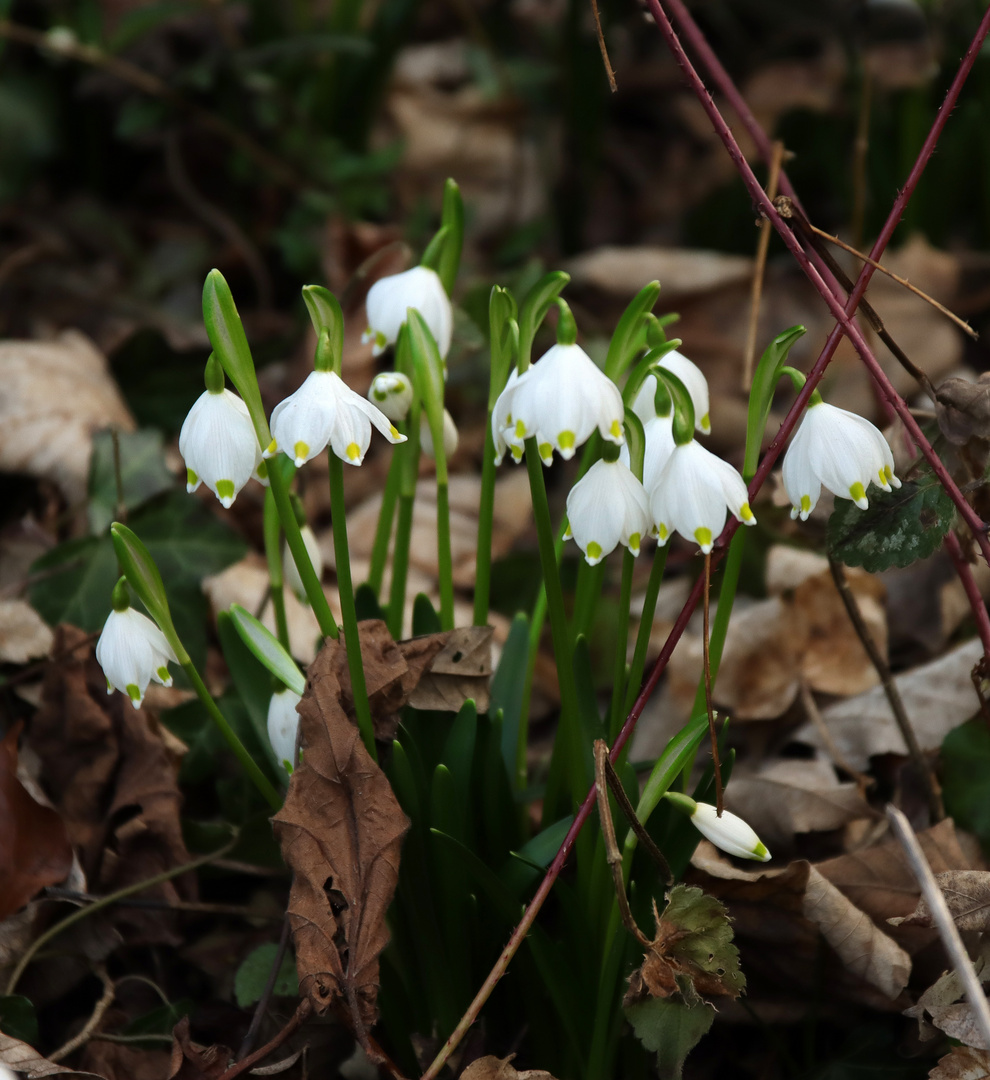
[167,1018,229,1080]
[0,722,73,918]
[0,332,134,503]
[905,941,990,1046]
[460,1055,558,1080]
[890,871,990,932]
[272,631,410,1049]
[79,1041,171,1080]
[935,374,990,446]
[930,1046,990,1080]
[0,1029,105,1077]
[28,625,194,945]
[0,600,54,663]
[406,626,493,713]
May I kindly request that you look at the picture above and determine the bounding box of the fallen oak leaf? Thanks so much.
[272,632,410,1054]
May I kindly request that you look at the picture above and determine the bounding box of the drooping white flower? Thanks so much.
[368,372,413,422]
[620,414,676,496]
[96,607,178,710]
[269,370,406,468]
[650,440,755,554]
[267,686,302,772]
[363,266,453,359]
[179,388,261,509]
[492,367,524,465]
[420,408,458,460]
[494,344,624,466]
[283,524,323,601]
[782,401,901,520]
[565,459,651,565]
[664,792,770,861]
[655,350,711,434]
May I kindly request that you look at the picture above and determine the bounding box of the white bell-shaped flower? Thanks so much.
[269,370,406,468]
[363,266,453,359]
[96,606,178,710]
[267,686,302,772]
[420,408,458,460]
[565,458,651,565]
[655,351,710,434]
[283,523,323,601]
[620,414,676,496]
[783,401,901,520]
[494,343,624,466]
[492,367,524,465]
[650,440,755,554]
[368,372,413,422]
[664,792,770,861]
[179,388,261,509]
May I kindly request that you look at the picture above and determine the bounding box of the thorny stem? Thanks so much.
[419,11,990,1078]
[827,556,943,822]
[7,836,239,995]
[649,0,990,577]
[702,552,723,816]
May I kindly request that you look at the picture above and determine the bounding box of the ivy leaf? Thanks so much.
[234,943,298,1008]
[87,428,174,535]
[827,469,955,572]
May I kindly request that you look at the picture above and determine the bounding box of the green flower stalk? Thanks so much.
[109,525,282,811]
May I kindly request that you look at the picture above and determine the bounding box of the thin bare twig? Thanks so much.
[803,223,977,340]
[590,0,617,91]
[887,805,990,1049]
[49,965,116,1062]
[238,917,293,1060]
[742,140,787,390]
[827,557,942,822]
[219,999,311,1080]
[799,682,874,793]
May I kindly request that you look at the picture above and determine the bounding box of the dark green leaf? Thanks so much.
[234,943,298,1007]
[412,593,441,635]
[490,612,529,777]
[29,535,116,633]
[88,428,175,535]
[625,997,715,1080]
[0,994,38,1045]
[942,719,990,847]
[827,469,955,571]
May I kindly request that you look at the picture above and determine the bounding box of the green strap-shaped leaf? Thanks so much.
[110,522,180,650]
[437,178,464,295]
[227,603,306,695]
[517,271,569,372]
[744,324,806,480]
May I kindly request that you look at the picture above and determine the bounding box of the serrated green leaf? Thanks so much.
[659,884,745,996]
[625,997,715,1080]
[234,943,298,1008]
[88,428,174,535]
[827,470,955,571]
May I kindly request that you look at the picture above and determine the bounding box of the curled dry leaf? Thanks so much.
[0,600,54,663]
[0,1029,105,1078]
[890,871,990,933]
[460,1055,558,1080]
[624,885,744,1008]
[0,722,73,919]
[935,373,990,447]
[272,628,411,1051]
[0,331,135,504]
[690,841,911,1004]
[930,1045,990,1080]
[28,625,194,945]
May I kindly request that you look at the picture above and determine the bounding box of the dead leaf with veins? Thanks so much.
[0,600,54,663]
[460,1055,558,1080]
[272,628,411,1052]
[930,1045,990,1080]
[890,871,990,932]
[0,332,135,504]
[0,1028,105,1078]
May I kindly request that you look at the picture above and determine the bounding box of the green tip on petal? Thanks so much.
[752,841,770,861]
[514,419,527,439]
[374,330,387,350]
[628,532,641,554]
[700,413,710,432]
[849,481,868,508]
[389,424,400,439]
[586,540,603,563]
[264,438,277,457]
[800,494,811,514]
[293,441,309,466]
[558,430,575,451]
[608,419,622,440]
[156,666,171,683]
[538,441,552,462]
[215,479,236,507]
[186,468,199,492]
[739,502,754,523]
[126,683,142,704]
[662,791,698,816]
[346,442,361,462]
[255,459,268,480]
[657,523,669,543]
[694,526,713,551]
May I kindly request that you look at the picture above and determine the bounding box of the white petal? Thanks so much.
[659,349,711,433]
[267,688,302,770]
[692,803,770,861]
[368,372,413,422]
[95,608,174,707]
[179,389,261,508]
[365,266,453,358]
[270,371,338,466]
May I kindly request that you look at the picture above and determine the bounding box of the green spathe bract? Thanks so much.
[228,604,306,696]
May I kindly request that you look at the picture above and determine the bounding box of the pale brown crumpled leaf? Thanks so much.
[0,600,54,663]
[0,331,134,504]
[890,871,990,933]
[930,1045,990,1080]
[904,939,990,1049]
[0,1029,105,1078]
[460,1055,558,1080]
[690,841,911,1005]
